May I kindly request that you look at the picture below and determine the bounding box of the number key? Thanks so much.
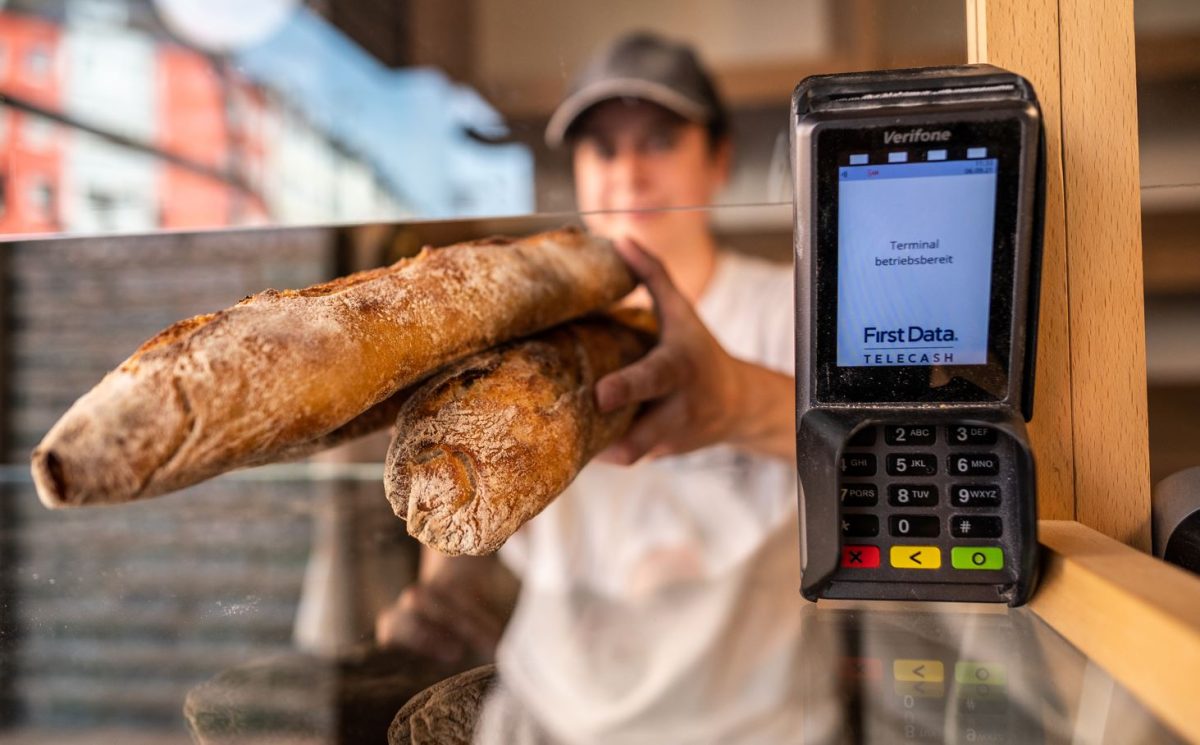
[888,484,938,507]
[948,453,1000,476]
[889,515,940,538]
[884,425,936,446]
[948,425,998,445]
[887,453,937,476]
[841,484,879,507]
[840,453,876,477]
[951,484,1002,507]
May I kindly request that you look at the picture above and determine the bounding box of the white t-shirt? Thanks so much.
[498,250,797,595]
[481,250,803,744]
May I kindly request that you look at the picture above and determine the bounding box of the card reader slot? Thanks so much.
[830,84,1017,103]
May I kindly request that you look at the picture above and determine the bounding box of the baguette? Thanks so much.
[385,310,656,556]
[31,228,634,508]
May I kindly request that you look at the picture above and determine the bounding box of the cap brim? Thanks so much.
[544,77,709,149]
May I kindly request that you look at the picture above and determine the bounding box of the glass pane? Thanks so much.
[0,0,965,239]
[1135,0,1200,485]
[0,209,1188,742]
[0,463,1187,743]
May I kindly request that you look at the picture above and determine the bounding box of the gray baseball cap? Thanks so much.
[545,31,727,148]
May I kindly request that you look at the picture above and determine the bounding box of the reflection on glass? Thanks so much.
[2,461,1187,743]
[0,1,533,236]
[0,0,969,238]
[467,599,1184,744]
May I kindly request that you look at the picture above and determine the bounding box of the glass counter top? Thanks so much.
[0,468,1186,744]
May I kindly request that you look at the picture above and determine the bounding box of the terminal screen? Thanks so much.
[836,153,999,368]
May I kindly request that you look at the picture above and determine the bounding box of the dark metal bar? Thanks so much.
[0,240,18,728]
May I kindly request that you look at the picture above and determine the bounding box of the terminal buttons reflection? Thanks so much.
[894,659,945,682]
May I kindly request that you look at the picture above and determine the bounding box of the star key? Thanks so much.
[841,514,879,537]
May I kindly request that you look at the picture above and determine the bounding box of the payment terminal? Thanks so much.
[791,65,1045,605]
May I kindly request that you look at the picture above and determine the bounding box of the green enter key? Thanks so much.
[951,546,1004,570]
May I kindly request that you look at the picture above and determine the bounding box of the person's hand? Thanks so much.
[375,580,505,665]
[594,239,750,464]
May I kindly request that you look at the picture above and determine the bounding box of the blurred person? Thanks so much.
[377,31,801,742]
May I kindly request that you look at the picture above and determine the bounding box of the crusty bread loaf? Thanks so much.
[184,644,466,745]
[388,665,497,745]
[246,388,414,467]
[385,310,656,556]
[31,228,634,508]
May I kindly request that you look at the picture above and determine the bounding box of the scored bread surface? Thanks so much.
[31,228,634,508]
[385,311,656,556]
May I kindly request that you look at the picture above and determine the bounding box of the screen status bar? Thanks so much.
[842,146,990,166]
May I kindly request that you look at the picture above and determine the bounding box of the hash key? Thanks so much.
[951,515,1003,538]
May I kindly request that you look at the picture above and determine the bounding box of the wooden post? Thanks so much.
[966,0,1151,548]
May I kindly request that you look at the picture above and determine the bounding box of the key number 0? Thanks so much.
[897,518,911,534]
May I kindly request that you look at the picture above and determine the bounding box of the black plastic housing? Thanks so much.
[792,65,1045,606]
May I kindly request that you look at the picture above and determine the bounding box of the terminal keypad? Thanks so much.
[837,423,1016,581]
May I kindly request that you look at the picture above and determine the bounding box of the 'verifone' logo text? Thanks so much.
[883,128,952,144]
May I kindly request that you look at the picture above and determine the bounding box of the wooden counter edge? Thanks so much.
[1032,520,1200,743]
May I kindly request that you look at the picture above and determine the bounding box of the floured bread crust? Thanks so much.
[31,228,634,508]
[385,310,656,556]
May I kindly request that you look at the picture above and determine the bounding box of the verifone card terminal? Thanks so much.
[792,65,1045,605]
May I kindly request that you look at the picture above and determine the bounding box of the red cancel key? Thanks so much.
[841,545,881,568]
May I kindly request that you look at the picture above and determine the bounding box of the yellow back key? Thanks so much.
[890,546,942,569]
